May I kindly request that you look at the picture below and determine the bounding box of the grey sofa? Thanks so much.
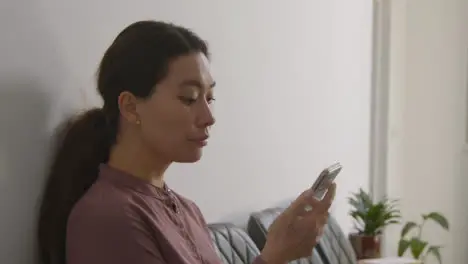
[208,206,357,264]
[208,223,260,264]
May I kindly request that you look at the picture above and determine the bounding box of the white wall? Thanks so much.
[0,1,373,263]
[381,0,468,263]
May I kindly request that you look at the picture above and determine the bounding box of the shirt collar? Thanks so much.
[98,163,172,200]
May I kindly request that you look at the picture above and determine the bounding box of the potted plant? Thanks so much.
[348,188,401,259]
[398,212,449,264]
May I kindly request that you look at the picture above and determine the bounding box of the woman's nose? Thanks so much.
[196,102,215,128]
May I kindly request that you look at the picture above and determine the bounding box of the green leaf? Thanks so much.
[423,212,449,230]
[400,221,418,238]
[426,245,443,264]
[409,238,428,259]
[347,189,401,236]
[348,197,362,210]
[398,239,410,257]
[361,189,373,206]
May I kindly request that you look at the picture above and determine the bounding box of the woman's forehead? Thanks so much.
[164,53,214,86]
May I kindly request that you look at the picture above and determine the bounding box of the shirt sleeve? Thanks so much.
[66,203,167,264]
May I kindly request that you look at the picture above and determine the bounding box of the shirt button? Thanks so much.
[189,245,199,259]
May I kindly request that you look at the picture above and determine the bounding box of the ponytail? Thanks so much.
[37,108,114,264]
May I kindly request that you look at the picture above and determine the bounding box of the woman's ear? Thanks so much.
[117,91,140,124]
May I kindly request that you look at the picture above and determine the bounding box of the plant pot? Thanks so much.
[348,233,382,260]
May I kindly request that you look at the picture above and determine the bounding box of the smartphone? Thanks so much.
[310,162,342,200]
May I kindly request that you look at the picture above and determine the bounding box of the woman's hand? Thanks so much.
[260,183,336,264]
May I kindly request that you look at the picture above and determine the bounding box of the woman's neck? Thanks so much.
[108,140,170,188]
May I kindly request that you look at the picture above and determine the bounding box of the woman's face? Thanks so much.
[119,52,216,163]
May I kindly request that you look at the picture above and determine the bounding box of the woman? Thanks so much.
[37,20,336,264]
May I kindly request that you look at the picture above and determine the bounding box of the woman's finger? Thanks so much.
[316,227,324,242]
[300,209,329,233]
[285,183,336,222]
[313,216,328,242]
[316,183,336,212]
[285,189,322,217]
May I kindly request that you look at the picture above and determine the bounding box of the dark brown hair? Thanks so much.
[37,20,209,264]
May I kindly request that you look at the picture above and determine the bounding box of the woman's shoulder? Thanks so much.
[65,182,168,264]
[68,181,140,228]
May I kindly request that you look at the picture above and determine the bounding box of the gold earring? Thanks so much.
[136,120,141,125]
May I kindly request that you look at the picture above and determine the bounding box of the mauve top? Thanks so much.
[66,164,267,264]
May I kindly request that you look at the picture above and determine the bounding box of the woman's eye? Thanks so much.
[179,97,197,105]
[179,95,215,106]
[207,97,216,104]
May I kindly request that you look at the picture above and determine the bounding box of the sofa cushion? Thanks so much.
[246,207,283,251]
[319,216,357,264]
[208,223,260,264]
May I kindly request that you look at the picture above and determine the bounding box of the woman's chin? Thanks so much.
[174,149,203,163]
